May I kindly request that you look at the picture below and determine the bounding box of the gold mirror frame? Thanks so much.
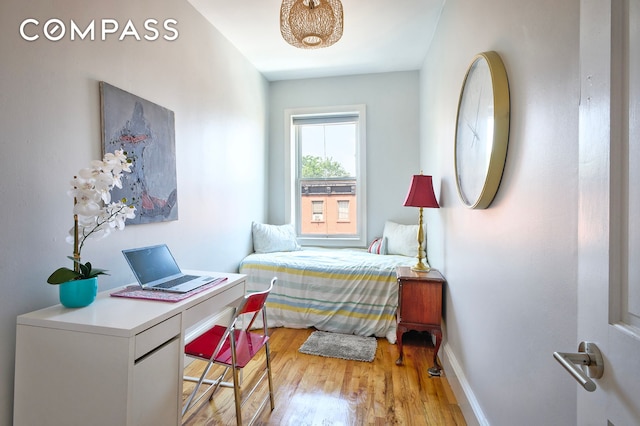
[454,51,510,209]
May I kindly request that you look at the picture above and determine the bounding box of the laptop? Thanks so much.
[122,244,216,293]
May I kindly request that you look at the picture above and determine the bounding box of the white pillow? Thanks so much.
[252,222,301,253]
[382,221,422,258]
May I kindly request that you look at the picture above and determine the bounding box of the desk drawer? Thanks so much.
[183,281,244,330]
[135,314,181,360]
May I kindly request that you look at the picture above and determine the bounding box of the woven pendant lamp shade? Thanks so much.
[280,0,344,49]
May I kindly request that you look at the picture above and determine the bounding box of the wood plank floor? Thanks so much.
[182,327,466,425]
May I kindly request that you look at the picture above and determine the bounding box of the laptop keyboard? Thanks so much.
[154,275,198,289]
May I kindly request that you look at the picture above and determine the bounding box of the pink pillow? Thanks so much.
[367,237,387,254]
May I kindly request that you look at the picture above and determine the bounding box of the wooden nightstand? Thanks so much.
[395,266,445,376]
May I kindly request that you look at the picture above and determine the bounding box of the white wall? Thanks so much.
[0,1,268,424]
[421,0,580,424]
[268,71,422,239]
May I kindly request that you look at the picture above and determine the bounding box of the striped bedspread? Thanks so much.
[239,248,415,343]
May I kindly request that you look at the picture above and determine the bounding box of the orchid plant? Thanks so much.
[47,150,136,284]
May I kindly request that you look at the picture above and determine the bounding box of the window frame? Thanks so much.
[284,105,367,247]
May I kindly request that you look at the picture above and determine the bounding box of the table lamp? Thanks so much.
[403,173,440,272]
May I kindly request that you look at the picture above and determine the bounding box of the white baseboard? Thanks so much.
[441,342,490,426]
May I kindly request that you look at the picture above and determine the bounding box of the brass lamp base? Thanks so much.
[411,261,431,273]
[412,207,431,273]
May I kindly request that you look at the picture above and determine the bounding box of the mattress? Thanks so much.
[239,247,416,343]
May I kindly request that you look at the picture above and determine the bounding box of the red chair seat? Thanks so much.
[185,326,270,368]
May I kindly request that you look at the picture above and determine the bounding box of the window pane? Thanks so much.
[312,200,324,214]
[299,123,356,178]
[298,122,357,237]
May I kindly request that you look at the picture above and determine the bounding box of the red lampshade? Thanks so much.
[403,174,440,208]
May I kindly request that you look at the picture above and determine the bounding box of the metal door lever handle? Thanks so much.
[553,341,603,392]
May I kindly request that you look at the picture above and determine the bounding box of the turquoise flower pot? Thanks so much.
[59,277,98,308]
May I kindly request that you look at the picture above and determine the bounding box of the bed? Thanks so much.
[240,221,423,343]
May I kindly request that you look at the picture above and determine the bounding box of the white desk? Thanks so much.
[13,271,246,426]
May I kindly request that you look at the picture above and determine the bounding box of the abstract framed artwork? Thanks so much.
[100,81,178,224]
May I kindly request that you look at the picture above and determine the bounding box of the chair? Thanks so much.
[182,277,276,425]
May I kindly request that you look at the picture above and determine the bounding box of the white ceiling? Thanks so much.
[188,0,445,81]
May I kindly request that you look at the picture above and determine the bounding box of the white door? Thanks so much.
[577,0,640,424]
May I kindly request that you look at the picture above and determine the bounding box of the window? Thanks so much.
[337,200,350,221]
[285,105,367,247]
[312,201,324,222]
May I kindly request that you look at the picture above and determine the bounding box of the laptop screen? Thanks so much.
[122,244,182,285]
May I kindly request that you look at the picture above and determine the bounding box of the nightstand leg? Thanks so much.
[428,330,443,376]
[395,327,405,365]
